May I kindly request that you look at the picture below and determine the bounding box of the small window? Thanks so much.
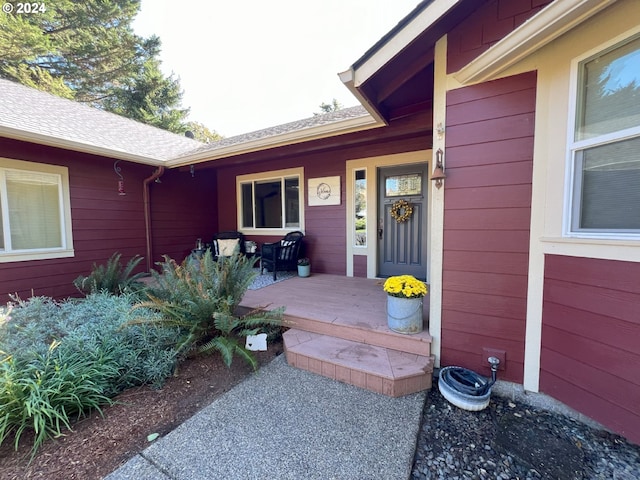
[0,160,73,261]
[354,169,366,246]
[568,34,640,236]
[237,169,302,232]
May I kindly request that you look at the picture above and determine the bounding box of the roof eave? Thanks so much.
[344,0,460,97]
[338,69,388,125]
[0,126,167,166]
[453,0,616,84]
[167,113,382,168]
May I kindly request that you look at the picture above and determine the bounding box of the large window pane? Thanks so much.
[573,137,640,230]
[284,177,299,227]
[241,183,253,228]
[576,35,640,141]
[6,170,62,249]
[254,180,282,228]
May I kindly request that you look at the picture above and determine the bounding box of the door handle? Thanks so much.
[378,218,384,239]
[378,227,383,239]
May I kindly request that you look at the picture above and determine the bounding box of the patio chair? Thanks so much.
[211,231,245,260]
[260,231,304,280]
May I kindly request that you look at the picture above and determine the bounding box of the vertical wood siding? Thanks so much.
[447,0,553,73]
[0,139,215,301]
[441,71,536,382]
[541,255,640,444]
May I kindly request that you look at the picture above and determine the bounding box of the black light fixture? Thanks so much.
[431,148,446,189]
[114,160,126,195]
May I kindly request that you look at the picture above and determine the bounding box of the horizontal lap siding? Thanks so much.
[150,168,217,265]
[215,112,430,276]
[441,71,536,382]
[541,255,640,444]
[0,139,215,301]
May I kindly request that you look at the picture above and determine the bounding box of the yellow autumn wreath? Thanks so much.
[390,199,413,223]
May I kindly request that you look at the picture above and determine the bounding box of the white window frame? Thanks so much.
[236,167,304,236]
[0,158,74,263]
[564,32,640,240]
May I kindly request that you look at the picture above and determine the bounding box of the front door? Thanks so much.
[378,164,428,280]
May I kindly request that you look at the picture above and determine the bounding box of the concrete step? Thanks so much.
[282,314,432,357]
[283,329,434,397]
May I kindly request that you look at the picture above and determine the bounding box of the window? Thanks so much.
[0,159,73,262]
[354,169,366,246]
[568,34,640,236]
[237,168,303,233]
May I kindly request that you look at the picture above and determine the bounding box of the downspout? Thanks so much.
[143,166,165,272]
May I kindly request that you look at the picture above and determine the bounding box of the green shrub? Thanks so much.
[0,293,183,455]
[355,217,366,231]
[132,250,283,368]
[74,252,146,296]
[2,293,180,391]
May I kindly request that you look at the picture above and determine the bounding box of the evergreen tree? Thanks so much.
[184,121,223,143]
[102,58,189,133]
[314,98,343,116]
[0,0,196,134]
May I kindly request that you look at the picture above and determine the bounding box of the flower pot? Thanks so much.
[387,295,423,334]
[297,264,310,277]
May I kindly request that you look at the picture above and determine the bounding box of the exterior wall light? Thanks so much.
[431,148,446,189]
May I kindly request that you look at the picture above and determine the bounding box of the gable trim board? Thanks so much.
[453,0,616,85]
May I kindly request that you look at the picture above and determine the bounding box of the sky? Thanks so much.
[133,0,420,137]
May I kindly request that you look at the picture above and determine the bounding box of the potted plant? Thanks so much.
[297,258,311,277]
[383,275,427,334]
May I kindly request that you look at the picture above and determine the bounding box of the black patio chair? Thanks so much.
[211,231,245,261]
[260,231,304,280]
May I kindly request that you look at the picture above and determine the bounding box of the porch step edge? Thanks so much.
[283,315,432,357]
[283,329,433,397]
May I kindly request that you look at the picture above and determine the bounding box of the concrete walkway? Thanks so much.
[105,355,426,480]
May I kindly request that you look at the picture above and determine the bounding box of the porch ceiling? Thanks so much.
[340,0,481,123]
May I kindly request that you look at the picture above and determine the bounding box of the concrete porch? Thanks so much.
[240,274,434,397]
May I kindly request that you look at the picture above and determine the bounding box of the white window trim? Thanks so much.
[563,31,640,240]
[0,158,74,263]
[236,167,304,236]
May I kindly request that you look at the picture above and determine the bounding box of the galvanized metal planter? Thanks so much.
[387,295,423,334]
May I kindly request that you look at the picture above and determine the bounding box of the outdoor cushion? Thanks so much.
[216,238,239,256]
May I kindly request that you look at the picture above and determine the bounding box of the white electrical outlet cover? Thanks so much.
[246,333,267,351]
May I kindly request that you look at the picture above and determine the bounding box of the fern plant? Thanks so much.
[74,253,146,296]
[132,250,283,367]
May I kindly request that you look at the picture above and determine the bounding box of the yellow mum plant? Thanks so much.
[383,275,428,299]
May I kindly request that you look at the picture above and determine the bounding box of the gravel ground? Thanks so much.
[411,379,640,480]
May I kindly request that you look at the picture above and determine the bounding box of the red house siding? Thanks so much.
[215,152,348,276]
[0,139,215,301]
[541,255,640,444]
[447,0,553,73]
[213,111,430,276]
[150,167,218,265]
[441,71,536,382]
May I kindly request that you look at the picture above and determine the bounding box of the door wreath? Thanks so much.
[390,199,413,223]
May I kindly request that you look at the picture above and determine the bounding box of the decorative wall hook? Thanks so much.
[431,148,446,189]
[114,160,126,195]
